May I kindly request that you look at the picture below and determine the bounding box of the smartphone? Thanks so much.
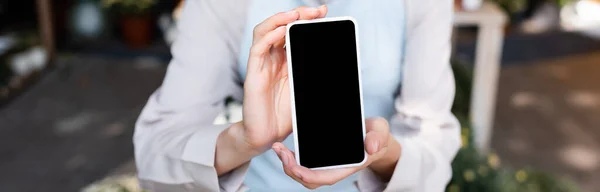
[285,17,367,170]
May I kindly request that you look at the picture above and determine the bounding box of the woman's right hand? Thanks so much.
[242,6,328,153]
[216,6,327,175]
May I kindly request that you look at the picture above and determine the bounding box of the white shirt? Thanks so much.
[133,0,461,191]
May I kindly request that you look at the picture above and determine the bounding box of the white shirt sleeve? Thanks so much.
[133,0,251,191]
[356,0,462,191]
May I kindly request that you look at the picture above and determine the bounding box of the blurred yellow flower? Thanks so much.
[102,0,118,7]
[487,153,501,169]
[478,165,488,176]
[461,127,470,136]
[82,174,144,192]
[464,169,476,182]
[448,184,460,192]
[515,170,528,182]
[461,135,468,148]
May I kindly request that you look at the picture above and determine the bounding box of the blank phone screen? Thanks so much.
[288,20,365,169]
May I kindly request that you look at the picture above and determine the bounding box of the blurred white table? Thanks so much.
[454,2,507,153]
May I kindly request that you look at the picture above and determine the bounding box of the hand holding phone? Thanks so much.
[240,6,327,153]
[273,118,394,190]
[271,16,400,189]
[285,17,368,169]
[238,6,400,189]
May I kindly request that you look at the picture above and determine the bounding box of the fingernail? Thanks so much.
[281,151,289,166]
[319,5,327,9]
[369,141,379,154]
[293,170,303,179]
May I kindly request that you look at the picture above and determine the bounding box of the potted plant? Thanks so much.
[102,0,157,48]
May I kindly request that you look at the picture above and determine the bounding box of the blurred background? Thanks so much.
[0,0,599,191]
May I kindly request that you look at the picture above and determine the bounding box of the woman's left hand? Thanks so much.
[272,117,402,189]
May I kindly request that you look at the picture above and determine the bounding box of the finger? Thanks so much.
[253,5,326,41]
[273,5,328,48]
[286,164,321,189]
[273,143,300,172]
[249,26,287,57]
[295,6,320,20]
[274,36,286,49]
[273,142,357,186]
[273,143,323,189]
[274,145,371,188]
[284,147,386,187]
[365,117,390,133]
[317,5,328,18]
[295,6,327,20]
[272,143,289,166]
[292,165,356,186]
[253,10,299,40]
[365,131,388,155]
[273,143,317,188]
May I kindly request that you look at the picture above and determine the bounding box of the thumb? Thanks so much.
[364,117,390,155]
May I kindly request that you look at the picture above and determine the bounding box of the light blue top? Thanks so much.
[237,1,406,191]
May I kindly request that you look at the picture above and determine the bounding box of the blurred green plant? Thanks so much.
[555,0,576,7]
[493,0,529,14]
[102,0,157,15]
[448,61,581,192]
[451,60,472,118]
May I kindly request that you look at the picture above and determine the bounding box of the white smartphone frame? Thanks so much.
[285,16,368,170]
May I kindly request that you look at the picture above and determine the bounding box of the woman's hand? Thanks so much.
[241,6,328,153]
[272,117,402,189]
[215,6,327,175]
[216,6,328,175]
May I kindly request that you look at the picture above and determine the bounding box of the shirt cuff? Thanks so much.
[180,124,251,192]
[181,124,228,166]
[218,162,251,192]
[384,137,422,191]
[356,137,422,192]
[356,168,386,192]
